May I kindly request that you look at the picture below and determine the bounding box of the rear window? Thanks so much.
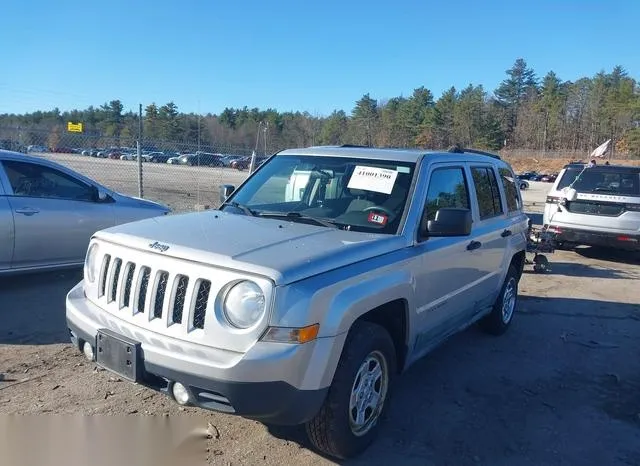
[557,168,640,197]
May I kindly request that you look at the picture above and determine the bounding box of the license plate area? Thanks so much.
[96,329,141,382]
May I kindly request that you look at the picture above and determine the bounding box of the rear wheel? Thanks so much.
[305,321,396,460]
[480,264,519,335]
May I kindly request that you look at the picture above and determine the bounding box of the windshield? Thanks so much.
[222,155,416,234]
[557,167,640,197]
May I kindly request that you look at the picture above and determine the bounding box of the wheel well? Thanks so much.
[356,299,408,373]
[510,250,526,279]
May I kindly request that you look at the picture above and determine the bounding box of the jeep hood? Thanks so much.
[94,211,407,285]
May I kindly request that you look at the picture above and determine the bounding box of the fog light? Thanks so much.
[172,382,190,405]
[82,341,95,361]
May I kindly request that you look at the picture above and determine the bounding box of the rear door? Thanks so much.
[466,164,510,309]
[2,159,115,270]
[0,163,14,271]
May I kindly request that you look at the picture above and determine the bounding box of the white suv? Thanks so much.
[543,163,640,251]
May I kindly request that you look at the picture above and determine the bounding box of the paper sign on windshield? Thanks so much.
[347,166,398,194]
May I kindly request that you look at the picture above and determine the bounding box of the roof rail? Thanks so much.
[339,144,371,148]
[447,144,501,160]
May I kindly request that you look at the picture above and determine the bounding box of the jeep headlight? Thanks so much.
[223,281,266,329]
[85,243,99,283]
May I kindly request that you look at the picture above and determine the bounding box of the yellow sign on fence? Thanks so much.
[67,122,83,133]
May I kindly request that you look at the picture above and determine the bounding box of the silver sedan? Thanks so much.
[0,150,170,275]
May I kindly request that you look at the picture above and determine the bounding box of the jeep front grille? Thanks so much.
[171,275,189,324]
[109,258,122,303]
[137,267,151,314]
[153,271,169,319]
[193,280,212,329]
[122,263,136,308]
[99,254,111,297]
[97,258,212,332]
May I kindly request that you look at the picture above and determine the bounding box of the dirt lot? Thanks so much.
[1,178,640,464]
[503,155,640,177]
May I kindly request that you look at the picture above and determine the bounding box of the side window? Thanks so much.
[498,167,521,212]
[424,167,470,221]
[2,161,95,201]
[471,167,504,220]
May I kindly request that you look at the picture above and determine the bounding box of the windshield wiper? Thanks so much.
[258,211,340,229]
[593,187,614,192]
[222,201,258,216]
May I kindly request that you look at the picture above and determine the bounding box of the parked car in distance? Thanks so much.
[149,152,176,163]
[220,155,243,167]
[517,177,530,190]
[184,153,224,166]
[517,171,538,180]
[167,154,191,164]
[66,145,528,460]
[119,152,139,161]
[231,156,267,170]
[543,162,640,251]
[0,149,170,275]
[27,145,48,153]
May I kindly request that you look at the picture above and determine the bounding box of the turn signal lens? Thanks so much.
[261,324,320,344]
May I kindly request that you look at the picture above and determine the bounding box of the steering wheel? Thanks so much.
[363,205,395,217]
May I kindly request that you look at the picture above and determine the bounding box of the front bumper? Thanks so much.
[548,225,640,251]
[66,282,331,425]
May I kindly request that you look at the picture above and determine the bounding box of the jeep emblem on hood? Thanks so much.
[149,241,170,252]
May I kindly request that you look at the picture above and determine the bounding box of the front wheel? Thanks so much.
[480,264,519,335]
[305,321,396,460]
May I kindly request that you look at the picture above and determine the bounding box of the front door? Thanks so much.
[2,160,115,270]
[411,164,481,360]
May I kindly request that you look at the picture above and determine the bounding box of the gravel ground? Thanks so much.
[1,166,639,465]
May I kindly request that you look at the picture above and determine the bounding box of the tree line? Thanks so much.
[1,59,638,156]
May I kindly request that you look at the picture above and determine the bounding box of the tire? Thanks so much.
[480,264,519,335]
[305,321,396,460]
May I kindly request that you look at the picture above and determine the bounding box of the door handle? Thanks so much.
[467,240,482,251]
[501,229,512,238]
[15,207,40,216]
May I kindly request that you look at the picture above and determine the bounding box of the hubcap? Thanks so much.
[501,278,517,323]
[348,350,389,437]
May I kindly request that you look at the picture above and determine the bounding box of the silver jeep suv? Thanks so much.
[543,163,640,251]
[66,145,528,459]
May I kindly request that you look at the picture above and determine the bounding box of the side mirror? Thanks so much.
[421,208,472,237]
[93,186,109,202]
[220,184,235,204]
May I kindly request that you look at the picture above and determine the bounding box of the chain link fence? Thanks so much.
[0,126,277,213]
[3,126,638,214]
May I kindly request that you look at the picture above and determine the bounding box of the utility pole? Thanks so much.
[249,121,263,173]
[137,103,143,198]
[263,121,268,155]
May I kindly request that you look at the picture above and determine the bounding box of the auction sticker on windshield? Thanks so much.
[348,166,398,194]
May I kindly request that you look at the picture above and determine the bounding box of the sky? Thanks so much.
[1,0,639,117]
